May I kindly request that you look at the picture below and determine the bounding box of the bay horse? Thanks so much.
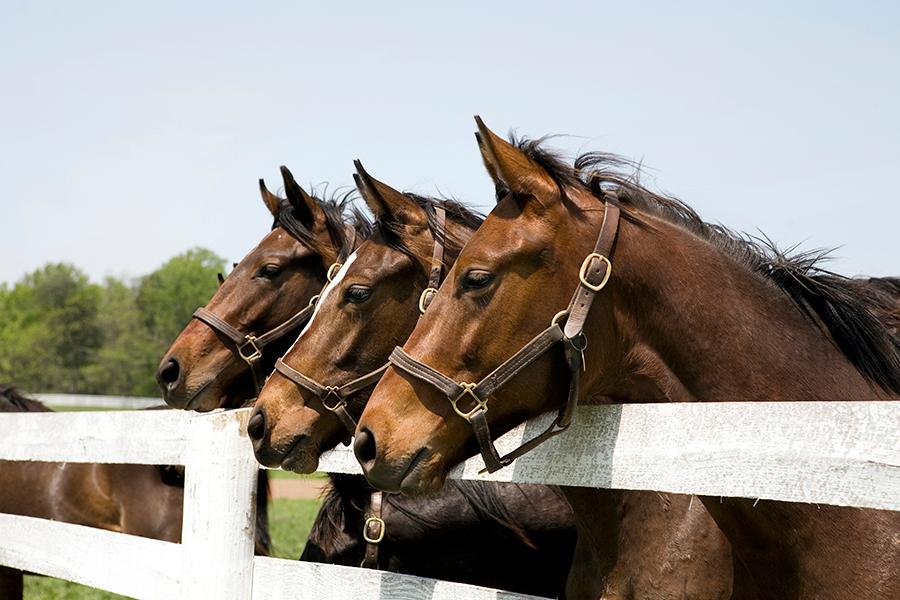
[355,118,900,599]
[0,386,269,599]
[248,164,576,596]
[155,170,574,595]
[158,166,366,411]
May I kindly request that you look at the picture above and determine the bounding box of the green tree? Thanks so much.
[81,277,159,396]
[0,264,102,392]
[137,247,225,353]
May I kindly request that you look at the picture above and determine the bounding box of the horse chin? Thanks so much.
[398,449,446,497]
[279,439,320,474]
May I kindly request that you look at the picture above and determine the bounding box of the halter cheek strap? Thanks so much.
[192,297,317,394]
[388,202,620,473]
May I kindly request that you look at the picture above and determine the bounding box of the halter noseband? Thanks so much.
[191,263,343,394]
[388,201,620,473]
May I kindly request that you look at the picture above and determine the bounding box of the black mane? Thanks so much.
[379,193,484,269]
[273,187,372,262]
[311,474,538,550]
[513,136,900,394]
[0,385,51,412]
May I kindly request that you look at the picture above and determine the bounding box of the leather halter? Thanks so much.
[191,263,344,394]
[271,207,447,570]
[272,206,448,441]
[389,201,620,473]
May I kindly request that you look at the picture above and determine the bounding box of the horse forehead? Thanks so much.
[289,251,359,345]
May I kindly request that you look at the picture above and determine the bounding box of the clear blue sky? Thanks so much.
[1,2,897,285]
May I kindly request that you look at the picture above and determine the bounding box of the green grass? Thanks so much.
[23,497,322,598]
[267,469,327,481]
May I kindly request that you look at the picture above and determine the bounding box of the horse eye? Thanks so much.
[344,284,372,304]
[257,264,282,279]
[462,270,494,290]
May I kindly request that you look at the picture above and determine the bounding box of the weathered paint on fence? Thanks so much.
[318,401,900,511]
[2,401,899,599]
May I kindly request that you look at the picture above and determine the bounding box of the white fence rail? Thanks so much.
[0,409,542,600]
[1,402,899,598]
[31,392,162,409]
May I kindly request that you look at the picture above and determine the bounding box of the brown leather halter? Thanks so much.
[272,206,448,441]
[389,201,620,473]
[273,207,447,569]
[190,262,346,395]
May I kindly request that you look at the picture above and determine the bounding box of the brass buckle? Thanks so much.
[363,516,385,544]
[449,383,488,421]
[326,263,343,282]
[238,336,262,362]
[418,287,438,314]
[321,387,345,412]
[578,253,612,292]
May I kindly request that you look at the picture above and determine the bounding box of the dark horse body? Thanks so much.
[304,474,575,597]
[357,119,900,599]
[0,386,269,599]
[158,169,576,596]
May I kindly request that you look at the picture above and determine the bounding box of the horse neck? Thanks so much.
[592,212,885,403]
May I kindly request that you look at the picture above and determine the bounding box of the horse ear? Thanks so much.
[259,178,282,219]
[280,165,325,229]
[474,116,558,202]
[353,160,426,226]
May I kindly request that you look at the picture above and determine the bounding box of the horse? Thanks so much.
[157,169,576,596]
[302,474,575,597]
[157,166,366,412]
[247,164,576,596]
[355,117,900,599]
[0,385,268,598]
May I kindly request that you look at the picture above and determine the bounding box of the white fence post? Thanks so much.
[181,410,258,600]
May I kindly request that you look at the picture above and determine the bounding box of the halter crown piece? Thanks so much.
[389,201,620,473]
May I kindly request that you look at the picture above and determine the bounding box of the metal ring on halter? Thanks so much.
[449,383,489,421]
[320,387,346,412]
[418,287,438,314]
[578,253,612,292]
[307,294,320,308]
[326,263,343,282]
[237,336,262,362]
[551,310,569,327]
[363,516,386,544]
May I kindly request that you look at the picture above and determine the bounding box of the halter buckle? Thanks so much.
[321,386,346,412]
[578,253,612,292]
[418,287,438,314]
[238,336,262,362]
[308,294,320,308]
[363,516,385,544]
[450,383,488,421]
[326,263,343,282]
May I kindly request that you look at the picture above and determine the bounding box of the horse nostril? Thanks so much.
[247,407,267,442]
[354,427,377,466]
[157,358,181,390]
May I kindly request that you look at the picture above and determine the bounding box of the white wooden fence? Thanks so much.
[1,401,899,599]
[31,392,162,410]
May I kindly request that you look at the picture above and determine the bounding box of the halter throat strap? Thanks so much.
[388,201,620,473]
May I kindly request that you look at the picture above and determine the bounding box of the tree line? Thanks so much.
[0,248,225,397]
